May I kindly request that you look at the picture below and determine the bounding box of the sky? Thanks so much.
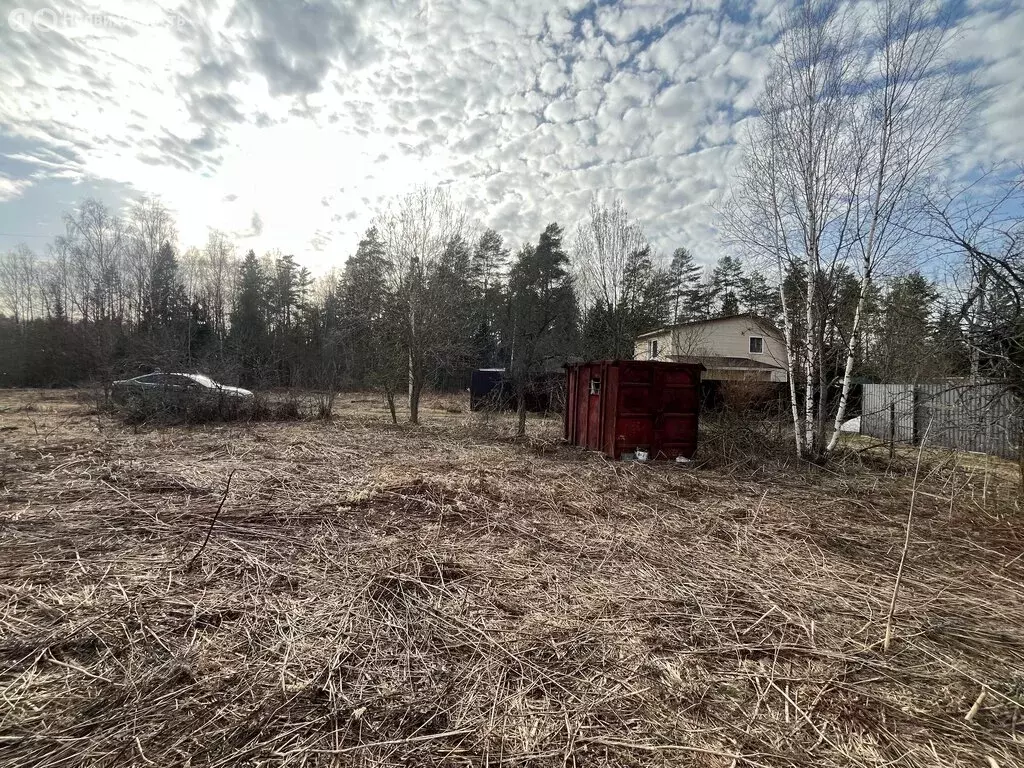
[0,0,1021,272]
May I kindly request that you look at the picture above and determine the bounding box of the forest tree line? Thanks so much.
[0,190,984,422]
[3,0,1021,455]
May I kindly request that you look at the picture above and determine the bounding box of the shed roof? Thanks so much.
[666,355,784,371]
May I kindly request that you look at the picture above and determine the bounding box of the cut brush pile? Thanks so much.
[1,389,1022,767]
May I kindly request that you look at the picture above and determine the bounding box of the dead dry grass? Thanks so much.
[1,388,1023,767]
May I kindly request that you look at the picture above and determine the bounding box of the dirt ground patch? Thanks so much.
[1,389,1023,767]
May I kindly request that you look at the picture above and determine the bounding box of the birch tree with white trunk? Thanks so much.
[727,0,969,460]
[825,0,970,452]
[727,0,861,458]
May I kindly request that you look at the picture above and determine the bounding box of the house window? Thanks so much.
[589,377,601,395]
[648,339,659,358]
[749,336,764,354]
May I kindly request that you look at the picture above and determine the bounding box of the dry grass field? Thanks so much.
[1,388,1023,767]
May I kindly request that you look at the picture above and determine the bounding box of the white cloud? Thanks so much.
[0,174,32,202]
[950,5,1024,170]
[542,99,575,124]
[572,56,610,89]
[596,1,675,42]
[0,0,1018,271]
[538,60,569,94]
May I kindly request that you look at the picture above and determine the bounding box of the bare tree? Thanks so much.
[376,186,470,424]
[574,199,669,358]
[726,0,860,457]
[923,168,1024,381]
[917,168,1024,486]
[507,224,575,437]
[52,199,129,392]
[667,324,714,359]
[126,197,178,326]
[59,199,128,324]
[203,230,236,360]
[727,0,969,459]
[42,237,73,320]
[574,199,648,311]
[0,245,39,323]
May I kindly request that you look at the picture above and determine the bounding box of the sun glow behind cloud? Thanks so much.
[0,0,1021,269]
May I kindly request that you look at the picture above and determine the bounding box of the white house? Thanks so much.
[634,314,788,383]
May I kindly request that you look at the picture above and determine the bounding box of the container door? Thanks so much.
[653,366,700,458]
[612,363,655,458]
[574,365,593,448]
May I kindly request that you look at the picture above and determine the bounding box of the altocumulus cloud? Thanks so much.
[0,0,1021,268]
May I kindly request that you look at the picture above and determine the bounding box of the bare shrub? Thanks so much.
[312,390,337,421]
[696,408,795,470]
[271,395,302,421]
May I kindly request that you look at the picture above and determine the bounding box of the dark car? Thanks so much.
[111,373,253,409]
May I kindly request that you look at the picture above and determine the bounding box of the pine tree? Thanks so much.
[145,241,186,328]
[871,272,938,381]
[710,255,744,317]
[507,222,576,435]
[471,229,509,367]
[472,229,509,295]
[138,240,188,369]
[429,234,477,389]
[581,246,673,359]
[624,245,673,333]
[187,295,214,365]
[668,247,703,322]
[270,254,301,332]
[341,228,388,386]
[740,269,780,323]
[933,302,971,377]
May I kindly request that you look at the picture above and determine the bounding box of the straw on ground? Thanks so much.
[1,389,1022,767]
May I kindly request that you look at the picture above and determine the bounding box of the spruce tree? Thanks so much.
[230,250,269,385]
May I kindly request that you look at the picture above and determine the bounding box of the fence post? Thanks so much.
[912,387,920,445]
[889,400,896,461]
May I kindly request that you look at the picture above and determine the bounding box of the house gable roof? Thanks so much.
[637,313,784,341]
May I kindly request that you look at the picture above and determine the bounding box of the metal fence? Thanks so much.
[861,383,1021,459]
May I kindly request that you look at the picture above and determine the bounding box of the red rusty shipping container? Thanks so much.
[564,360,703,460]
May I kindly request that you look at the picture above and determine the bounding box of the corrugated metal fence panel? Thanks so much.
[861,384,916,443]
[919,384,1020,458]
[862,383,1021,459]
[861,384,886,439]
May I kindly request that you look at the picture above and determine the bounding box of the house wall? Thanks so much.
[635,317,787,369]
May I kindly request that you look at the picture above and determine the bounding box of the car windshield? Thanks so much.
[188,374,219,388]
